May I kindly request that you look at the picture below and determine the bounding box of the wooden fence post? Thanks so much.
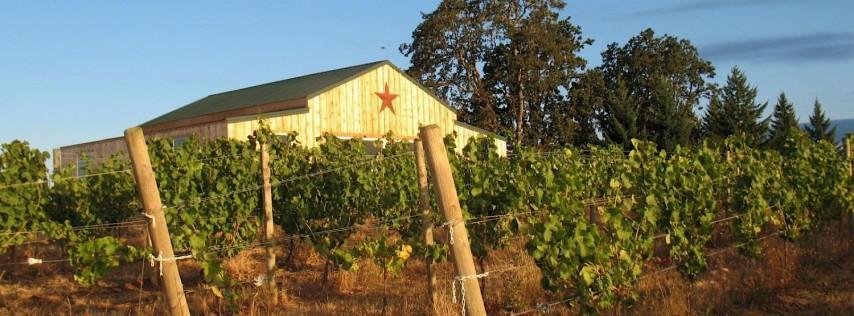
[846,137,852,177]
[419,125,487,316]
[124,127,190,316]
[257,133,279,305]
[414,139,439,315]
[846,137,852,231]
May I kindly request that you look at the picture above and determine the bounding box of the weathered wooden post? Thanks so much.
[124,127,190,316]
[251,132,279,306]
[260,133,278,305]
[419,125,487,316]
[846,137,852,230]
[414,139,438,315]
[846,137,852,177]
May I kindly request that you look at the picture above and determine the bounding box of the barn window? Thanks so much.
[362,139,382,156]
[274,133,292,144]
[172,136,189,148]
[75,153,92,177]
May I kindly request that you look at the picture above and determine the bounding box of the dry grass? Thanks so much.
[1,221,852,315]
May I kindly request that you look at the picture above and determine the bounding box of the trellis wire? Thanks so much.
[0,169,133,190]
[641,229,784,280]
[164,151,413,210]
[202,209,423,255]
[0,218,148,236]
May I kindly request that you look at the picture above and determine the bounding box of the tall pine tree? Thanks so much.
[805,99,836,142]
[766,92,799,149]
[701,66,768,145]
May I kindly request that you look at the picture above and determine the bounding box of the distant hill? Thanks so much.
[832,118,854,143]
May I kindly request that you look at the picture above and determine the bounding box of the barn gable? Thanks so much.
[226,62,506,152]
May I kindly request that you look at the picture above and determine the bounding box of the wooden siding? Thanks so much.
[453,122,508,156]
[56,121,227,172]
[227,64,461,147]
[57,137,127,174]
[227,108,316,146]
[148,121,227,141]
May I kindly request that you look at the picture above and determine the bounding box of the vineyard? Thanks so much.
[1,124,853,315]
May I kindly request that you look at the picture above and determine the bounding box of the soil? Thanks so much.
[1,221,851,315]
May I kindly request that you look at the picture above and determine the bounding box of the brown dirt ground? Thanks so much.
[0,221,851,316]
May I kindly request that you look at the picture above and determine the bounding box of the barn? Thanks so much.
[54,60,506,175]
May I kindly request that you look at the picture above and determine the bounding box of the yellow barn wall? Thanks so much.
[226,108,318,147]
[225,64,507,154]
[453,123,508,156]
[226,64,459,145]
[308,64,458,140]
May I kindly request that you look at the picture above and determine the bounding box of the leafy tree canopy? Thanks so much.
[594,28,715,151]
[401,0,591,149]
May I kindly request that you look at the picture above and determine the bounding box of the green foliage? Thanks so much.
[357,236,413,275]
[401,0,591,147]
[266,128,421,272]
[766,92,799,150]
[595,28,715,151]
[1,122,850,313]
[517,134,849,311]
[0,141,52,252]
[804,99,837,143]
[454,136,524,261]
[47,153,137,226]
[701,66,769,145]
[68,236,142,287]
[148,136,259,255]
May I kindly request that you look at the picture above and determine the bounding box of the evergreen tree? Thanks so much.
[595,28,715,151]
[804,99,836,142]
[766,92,799,149]
[701,66,768,145]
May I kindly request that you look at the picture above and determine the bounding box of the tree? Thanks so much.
[804,99,836,142]
[562,69,605,146]
[594,28,715,151]
[766,92,799,149]
[701,66,768,145]
[400,0,591,149]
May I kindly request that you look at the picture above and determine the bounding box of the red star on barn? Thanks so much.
[375,83,398,114]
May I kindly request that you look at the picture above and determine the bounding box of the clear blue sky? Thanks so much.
[2,0,853,155]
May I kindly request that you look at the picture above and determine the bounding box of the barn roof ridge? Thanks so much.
[208,60,387,97]
[142,60,389,126]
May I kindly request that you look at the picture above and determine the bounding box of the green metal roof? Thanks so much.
[142,60,388,126]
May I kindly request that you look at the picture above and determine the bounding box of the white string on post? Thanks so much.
[149,252,193,276]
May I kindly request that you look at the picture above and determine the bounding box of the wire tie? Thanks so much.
[141,212,155,227]
[442,219,462,245]
[452,272,489,316]
[149,252,193,276]
[253,275,267,287]
[27,258,43,265]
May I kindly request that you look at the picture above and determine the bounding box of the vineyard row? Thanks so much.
[0,124,852,314]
